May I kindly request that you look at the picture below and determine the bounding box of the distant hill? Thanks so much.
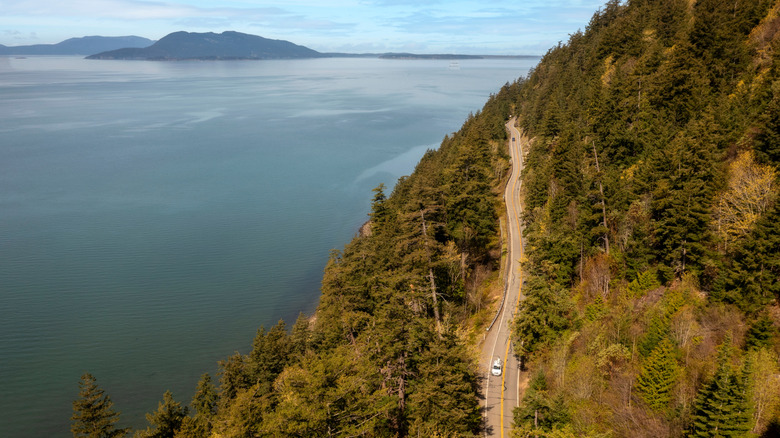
[87,31,322,60]
[378,53,483,60]
[0,36,153,55]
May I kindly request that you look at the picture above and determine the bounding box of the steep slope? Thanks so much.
[86,31,321,60]
[509,0,780,436]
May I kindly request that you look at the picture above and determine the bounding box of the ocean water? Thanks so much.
[0,55,536,436]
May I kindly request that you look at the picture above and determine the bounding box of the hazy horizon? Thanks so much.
[2,0,607,56]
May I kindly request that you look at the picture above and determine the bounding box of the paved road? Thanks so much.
[481,118,525,437]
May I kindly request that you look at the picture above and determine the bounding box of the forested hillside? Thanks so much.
[509,0,780,436]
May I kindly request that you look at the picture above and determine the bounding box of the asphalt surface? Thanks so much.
[481,118,525,438]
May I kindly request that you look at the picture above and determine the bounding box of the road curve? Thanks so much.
[481,118,525,437]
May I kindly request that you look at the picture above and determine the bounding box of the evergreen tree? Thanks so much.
[648,126,720,280]
[217,351,250,401]
[288,312,311,360]
[688,341,752,437]
[636,338,680,411]
[407,335,481,436]
[137,391,187,438]
[258,345,394,437]
[638,311,671,357]
[211,384,270,438]
[754,92,780,166]
[513,371,570,433]
[247,320,289,395]
[744,314,775,351]
[714,201,780,312]
[71,373,129,438]
[513,276,574,361]
[175,374,217,438]
[370,183,389,226]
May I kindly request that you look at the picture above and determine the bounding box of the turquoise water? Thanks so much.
[0,55,535,436]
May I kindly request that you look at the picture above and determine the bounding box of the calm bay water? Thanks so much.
[0,55,535,436]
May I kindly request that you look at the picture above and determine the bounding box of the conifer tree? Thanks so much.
[137,391,187,438]
[247,320,289,395]
[754,94,780,165]
[688,341,752,437]
[649,128,719,280]
[513,371,570,434]
[744,314,775,351]
[71,373,129,438]
[713,200,780,311]
[636,338,679,411]
[288,312,311,360]
[258,345,393,437]
[407,335,481,436]
[370,183,388,226]
[513,277,573,361]
[217,351,249,401]
[176,374,217,438]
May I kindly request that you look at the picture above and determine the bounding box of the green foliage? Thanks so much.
[136,391,187,438]
[71,373,129,438]
[176,374,217,438]
[258,345,394,437]
[713,201,780,312]
[625,269,658,299]
[744,348,780,435]
[217,351,250,401]
[247,320,290,395]
[508,0,780,433]
[638,289,687,357]
[513,276,574,360]
[647,127,720,279]
[636,338,680,411]
[513,371,571,434]
[688,340,752,437]
[288,313,311,360]
[744,313,775,351]
[584,295,608,322]
[754,88,780,166]
[407,336,482,437]
[370,183,388,225]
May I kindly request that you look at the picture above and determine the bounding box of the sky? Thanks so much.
[1,0,608,55]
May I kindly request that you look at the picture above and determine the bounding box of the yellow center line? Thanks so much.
[500,124,524,438]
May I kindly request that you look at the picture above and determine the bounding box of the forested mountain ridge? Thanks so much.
[508,0,780,436]
[86,31,321,60]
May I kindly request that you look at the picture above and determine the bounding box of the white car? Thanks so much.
[491,358,502,376]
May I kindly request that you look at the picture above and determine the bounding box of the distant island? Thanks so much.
[86,31,321,60]
[0,36,153,55]
[378,53,484,60]
[1,31,538,60]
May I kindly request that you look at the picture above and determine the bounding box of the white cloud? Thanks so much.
[0,0,607,54]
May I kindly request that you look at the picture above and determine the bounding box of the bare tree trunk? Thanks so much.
[420,209,443,338]
[593,142,609,255]
[534,409,538,438]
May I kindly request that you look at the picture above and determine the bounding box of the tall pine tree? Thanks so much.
[136,391,187,438]
[176,373,217,438]
[636,338,680,411]
[71,373,129,438]
[688,340,752,437]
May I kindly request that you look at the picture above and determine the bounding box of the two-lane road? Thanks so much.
[482,118,525,437]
